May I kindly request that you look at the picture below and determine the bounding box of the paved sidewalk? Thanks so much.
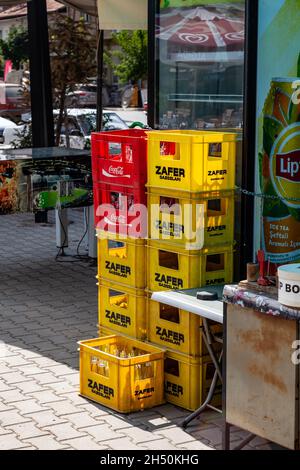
[0,210,276,450]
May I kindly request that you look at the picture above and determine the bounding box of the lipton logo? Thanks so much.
[270,123,300,209]
[276,151,300,182]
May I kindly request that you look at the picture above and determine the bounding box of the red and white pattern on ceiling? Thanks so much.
[156,4,245,51]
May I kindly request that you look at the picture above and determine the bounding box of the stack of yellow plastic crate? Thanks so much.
[80,130,165,413]
[146,130,237,410]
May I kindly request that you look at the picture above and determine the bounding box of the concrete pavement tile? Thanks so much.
[156,405,190,420]
[0,410,31,426]
[0,364,15,374]
[43,423,87,441]
[0,389,31,404]
[190,427,223,446]
[64,437,109,450]
[1,371,33,385]
[107,437,147,450]
[13,399,50,415]
[141,439,179,450]
[28,410,68,428]
[46,381,76,394]
[77,403,110,417]
[100,414,133,431]
[34,373,66,385]
[179,440,214,450]
[15,380,46,395]
[16,446,38,450]
[147,417,172,427]
[63,412,104,429]
[80,424,125,442]
[0,435,29,450]
[121,427,164,444]
[29,391,67,404]
[47,400,85,416]
[6,422,50,440]
[0,379,12,392]
[153,426,198,445]
[28,356,60,368]
[0,426,13,436]
[0,402,14,412]
[43,364,77,377]
[23,436,69,450]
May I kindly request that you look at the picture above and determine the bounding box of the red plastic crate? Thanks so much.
[93,183,147,238]
[91,129,148,188]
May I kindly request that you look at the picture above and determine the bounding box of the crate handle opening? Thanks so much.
[208,143,222,158]
[109,289,128,309]
[160,304,180,324]
[160,141,180,160]
[206,253,225,272]
[159,250,179,270]
[164,357,179,377]
[108,141,122,158]
[108,240,127,259]
[159,196,180,215]
[134,362,154,380]
[90,356,110,377]
[207,198,225,216]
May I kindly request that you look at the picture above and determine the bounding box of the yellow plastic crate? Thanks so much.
[97,277,147,340]
[147,187,234,248]
[147,130,237,192]
[146,240,233,291]
[164,351,222,411]
[79,335,165,413]
[97,232,146,289]
[147,297,222,357]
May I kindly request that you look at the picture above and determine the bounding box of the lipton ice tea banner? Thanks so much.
[256,0,300,263]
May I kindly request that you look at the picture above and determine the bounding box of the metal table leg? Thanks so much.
[181,321,223,428]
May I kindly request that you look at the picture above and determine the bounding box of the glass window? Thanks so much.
[155,1,245,131]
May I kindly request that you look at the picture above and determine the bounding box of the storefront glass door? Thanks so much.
[155,1,245,131]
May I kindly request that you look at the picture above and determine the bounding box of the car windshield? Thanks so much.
[103,113,128,131]
[77,114,96,135]
[76,112,127,135]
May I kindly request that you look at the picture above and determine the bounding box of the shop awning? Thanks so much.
[157,4,244,62]
[0,1,148,28]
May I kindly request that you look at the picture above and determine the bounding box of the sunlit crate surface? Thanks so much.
[79,335,165,413]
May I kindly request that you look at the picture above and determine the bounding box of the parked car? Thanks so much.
[0,116,24,146]
[54,109,128,149]
[0,83,24,111]
[10,109,128,149]
[65,84,110,108]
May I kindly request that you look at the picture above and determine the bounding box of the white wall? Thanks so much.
[0,17,27,40]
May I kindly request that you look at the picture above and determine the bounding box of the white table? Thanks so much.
[151,287,224,428]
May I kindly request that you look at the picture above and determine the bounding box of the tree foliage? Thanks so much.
[49,14,97,145]
[0,26,29,68]
[108,30,147,85]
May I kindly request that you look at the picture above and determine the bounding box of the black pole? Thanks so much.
[147,0,157,129]
[96,30,104,132]
[27,0,54,148]
[240,0,259,278]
